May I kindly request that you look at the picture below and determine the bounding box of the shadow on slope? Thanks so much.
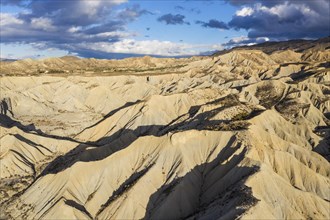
[39,96,260,177]
[96,161,157,217]
[75,100,142,136]
[313,125,330,161]
[141,142,259,220]
[0,114,82,144]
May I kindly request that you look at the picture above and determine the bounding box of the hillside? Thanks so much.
[0,39,329,219]
[214,36,330,56]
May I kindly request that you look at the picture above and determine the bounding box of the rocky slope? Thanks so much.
[214,36,330,56]
[0,40,329,219]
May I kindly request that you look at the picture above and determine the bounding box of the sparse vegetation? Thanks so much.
[48,69,65,74]
[275,99,310,122]
[232,111,250,121]
[204,121,251,131]
[255,83,282,109]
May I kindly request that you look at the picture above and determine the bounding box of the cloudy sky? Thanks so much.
[1,0,329,59]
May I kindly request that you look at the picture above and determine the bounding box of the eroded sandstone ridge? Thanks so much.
[0,38,329,219]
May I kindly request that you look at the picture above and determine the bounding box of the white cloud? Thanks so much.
[78,0,127,17]
[75,39,222,56]
[224,36,270,47]
[67,26,82,33]
[230,36,250,43]
[31,17,56,31]
[94,31,133,38]
[65,31,135,42]
[235,2,321,23]
[211,44,224,50]
[256,37,269,42]
[0,13,24,26]
[258,2,317,18]
[230,0,329,39]
[236,7,254,17]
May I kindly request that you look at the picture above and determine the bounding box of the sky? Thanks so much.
[0,0,329,59]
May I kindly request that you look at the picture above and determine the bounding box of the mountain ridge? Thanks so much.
[1,37,329,76]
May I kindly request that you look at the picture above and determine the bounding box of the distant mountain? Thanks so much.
[0,37,329,76]
[213,36,330,56]
[0,58,18,62]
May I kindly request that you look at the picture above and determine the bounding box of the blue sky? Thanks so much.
[1,0,329,59]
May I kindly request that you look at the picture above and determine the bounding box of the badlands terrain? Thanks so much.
[0,38,329,219]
